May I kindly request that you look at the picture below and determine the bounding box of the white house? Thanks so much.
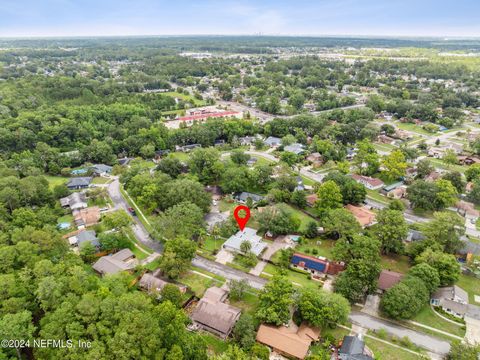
[222,227,267,257]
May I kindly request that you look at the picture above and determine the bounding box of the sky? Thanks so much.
[0,0,479,38]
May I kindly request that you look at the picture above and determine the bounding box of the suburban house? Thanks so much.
[351,174,384,190]
[190,286,241,339]
[431,286,469,318]
[377,270,404,293]
[222,227,267,257]
[73,206,101,228]
[376,134,397,145]
[67,229,100,249]
[92,249,137,276]
[290,253,345,277]
[306,193,318,207]
[386,186,407,199]
[406,229,425,243]
[456,200,480,225]
[138,272,187,295]
[425,170,442,182]
[233,191,264,204]
[264,136,282,148]
[256,323,320,360]
[60,192,87,211]
[91,164,113,176]
[246,157,258,167]
[345,204,376,227]
[176,144,202,152]
[428,143,463,158]
[284,143,306,155]
[295,176,305,191]
[458,155,480,166]
[306,152,323,168]
[334,335,373,360]
[67,177,92,190]
[238,136,256,146]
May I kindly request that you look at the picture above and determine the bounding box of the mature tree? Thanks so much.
[380,276,429,319]
[382,150,407,182]
[256,205,300,236]
[315,180,343,213]
[280,152,300,166]
[159,238,197,279]
[447,341,480,360]
[416,159,434,179]
[291,190,307,208]
[304,220,319,239]
[424,212,464,254]
[322,208,361,240]
[372,209,407,255]
[442,172,465,193]
[408,263,440,294]
[229,279,250,301]
[297,288,350,328]
[232,314,256,350]
[435,179,458,209]
[256,276,294,326]
[188,148,223,184]
[250,165,273,190]
[467,179,480,205]
[388,199,405,211]
[157,156,183,178]
[465,163,480,182]
[0,311,36,359]
[230,150,250,165]
[416,248,460,286]
[354,139,379,176]
[160,284,183,308]
[213,345,251,360]
[407,180,451,211]
[160,179,211,213]
[102,210,132,229]
[442,149,458,166]
[220,166,250,194]
[156,201,204,240]
[323,171,366,205]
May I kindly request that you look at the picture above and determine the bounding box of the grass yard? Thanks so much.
[92,177,112,184]
[178,271,224,297]
[280,203,317,232]
[229,291,260,316]
[457,273,480,304]
[294,238,336,260]
[200,236,225,254]
[200,334,230,355]
[57,214,73,224]
[366,189,390,204]
[162,91,206,107]
[411,305,465,338]
[380,254,411,274]
[169,151,190,162]
[218,198,236,212]
[429,158,468,173]
[44,175,69,189]
[364,337,423,360]
[262,263,321,289]
[374,143,397,152]
[394,121,434,136]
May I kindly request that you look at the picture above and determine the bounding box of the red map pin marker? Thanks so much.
[233,205,250,231]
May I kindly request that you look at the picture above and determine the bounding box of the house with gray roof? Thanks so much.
[284,143,306,155]
[431,285,469,318]
[233,192,264,204]
[60,192,87,211]
[68,230,100,249]
[92,249,137,276]
[264,136,281,147]
[337,335,373,360]
[67,177,92,190]
[190,286,241,339]
[91,164,113,176]
[222,227,267,257]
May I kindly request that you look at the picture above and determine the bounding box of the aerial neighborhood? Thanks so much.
[1,34,480,360]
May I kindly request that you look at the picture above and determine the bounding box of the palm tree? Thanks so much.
[240,240,252,254]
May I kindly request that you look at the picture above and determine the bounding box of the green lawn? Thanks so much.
[374,143,397,152]
[280,203,317,232]
[366,189,390,204]
[57,214,73,224]
[92,177,112,184]
[294,238,336,260]
[429,158,468,173]
[229,291,260,316]
[169,151,190,162]
[44,175,69,189]
[178,271,224,297]
[380,254,411,274]
[411,305,465,337]
[394,121,434,136]
[200,236,225,254]
[262,263,320,289]
[200,334,230,355]
[364,337,423,360]
[162,91,206,107]
[457,274,480,304]
[218,198,236,212]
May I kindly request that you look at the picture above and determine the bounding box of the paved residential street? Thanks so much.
[107,177,163,253]
[192,256,268,290]
[349,311,451,356]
